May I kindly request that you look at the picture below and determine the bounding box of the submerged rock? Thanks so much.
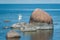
[3,26,9,29]
[30,8,53,24]
[4,20,10,22]
[6,30,20,39]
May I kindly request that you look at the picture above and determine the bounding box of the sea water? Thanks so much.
[0,4,60,40]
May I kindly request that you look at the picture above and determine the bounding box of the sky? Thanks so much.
[0,0,60,4]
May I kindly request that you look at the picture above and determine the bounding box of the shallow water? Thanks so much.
[0,4,60,40]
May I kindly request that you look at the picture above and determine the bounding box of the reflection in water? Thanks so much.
[23,29,53,40]
[32,30,53,40]
[7,38,20,40]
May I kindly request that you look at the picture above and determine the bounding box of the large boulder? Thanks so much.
[30,8,53,24]
[6,30,20,39]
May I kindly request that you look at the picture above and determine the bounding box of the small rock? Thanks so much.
[6,30,20,39]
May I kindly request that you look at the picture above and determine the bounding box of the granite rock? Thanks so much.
[30,8,53,24]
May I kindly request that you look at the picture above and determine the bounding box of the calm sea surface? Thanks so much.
[0,4,60,40]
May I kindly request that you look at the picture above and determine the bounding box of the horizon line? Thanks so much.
[0,9,60,11]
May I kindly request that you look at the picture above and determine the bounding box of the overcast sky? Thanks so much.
[0,0,60,4]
